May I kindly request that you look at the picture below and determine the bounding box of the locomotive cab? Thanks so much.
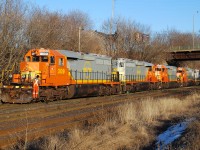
[151,65,169,83]
[12,48,70,87]
[177,67,188,83]
[16,49,51,84]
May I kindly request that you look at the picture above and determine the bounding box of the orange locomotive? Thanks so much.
[147,64,169,89]
[176,67,197,86]
[177,67,188,85]
[1,48,120,103]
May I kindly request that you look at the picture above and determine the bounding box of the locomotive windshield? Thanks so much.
[32,56,40,62]
[41,56,48,62]
[148,67,152,71]
[26,56,49,62]
[177,70,183,73]
[155,68,161,71]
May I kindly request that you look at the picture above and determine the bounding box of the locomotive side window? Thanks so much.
[119,62,124,67]
[50,56,55,64]
[26,56,31,62]
[41,56,48,62]
[59,58,64,66]
[32,56,40,62]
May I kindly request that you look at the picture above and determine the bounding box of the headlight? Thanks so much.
[9,74,12,78]
[21,74,26,79]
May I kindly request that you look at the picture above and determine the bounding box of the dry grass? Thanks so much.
[118,94,200,124]
[173,120,200,150]
[8,93,200,150]
[185,121,200,150]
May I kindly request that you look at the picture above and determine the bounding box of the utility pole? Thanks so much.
[193,14,195,50]
[111,0,115,34]
[193,11,198,50]
[109,0,115,56]
[78,27,84,52]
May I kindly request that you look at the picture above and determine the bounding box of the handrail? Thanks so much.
[170,44,200,51]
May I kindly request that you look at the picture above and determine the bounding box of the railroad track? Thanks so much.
[0,86,200,149]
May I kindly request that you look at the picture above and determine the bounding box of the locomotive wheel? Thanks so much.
[126,85,132,93]
[56,93,64,100]
[19,93,32,103]
[136,84,141,92]
[111,85,119,95]
[165,83,170,89]
[98,86,103,96]
[156,82,162,90]
[116,85,120,94]
[148,83,152,91]
[1,93,12,103]
[66,85,75,99]
[131,85,136,93]
[40,89,56,102]
[106,86,111,96]
[99,85,105,96]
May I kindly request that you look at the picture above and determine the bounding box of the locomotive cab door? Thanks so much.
[49,55,56,76]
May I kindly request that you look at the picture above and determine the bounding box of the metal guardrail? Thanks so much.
[170,44,200,51]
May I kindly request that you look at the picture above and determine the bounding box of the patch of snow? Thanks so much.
[156,118,195,150]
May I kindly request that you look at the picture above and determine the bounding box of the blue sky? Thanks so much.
[32,0,200,33]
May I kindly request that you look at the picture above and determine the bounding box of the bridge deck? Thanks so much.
[170,49,200,61]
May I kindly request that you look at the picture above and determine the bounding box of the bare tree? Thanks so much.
[101,17,152,60]
[0,0,28,82]
[156,29,200,66]
[26,9,93,51]
[146,32,170,63]
[26,8,66,49]
[62,10,93,51]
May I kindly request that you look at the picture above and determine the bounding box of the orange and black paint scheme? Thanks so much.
[1,48,120,103]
